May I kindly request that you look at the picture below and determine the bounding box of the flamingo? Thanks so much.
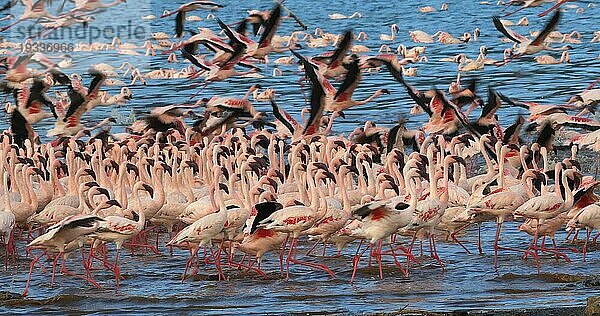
[166,167,230,282]
[292,50,389,134]
[0,173,15,268]
[534,51,570,64]
[493,11,571,64]
[24,212,105,296]
[236,200,286,275]
[380,24,399,42]
[567,203,600,261]
[258,165,337,279]
[328,12,362,19]
[90,181,153,288]
[349,167,423,282]
[513,165,576,268]
[0,0,57,32]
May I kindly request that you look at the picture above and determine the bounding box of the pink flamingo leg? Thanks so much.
[350,242,371,283]
[287,239,335,278]
[22,252,44,296]
[0,19,25,32]
[583,228,592,262]
[182,246,199,283]
[503,5,528,17]
[304,240,320,256]
[538,0,567,17]
[114,248,121,289]
[50,253,61,287]
[279,234,289,277]
[387,243,409,277]
[429,235,445,269]
[448,223,473,255]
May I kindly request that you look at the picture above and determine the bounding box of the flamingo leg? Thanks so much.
[285,237,296,280]
[565,230,573,242]
[382,243,418,264]
[214,242,226,281]
[538,0,567,17]
[407,233,418,271]
[50,253,61,287]
[503,4,528,17]
[350,242,370,283]
[114,248,121,289]
[571,229,580,243]
[430,235,445,269]
[583,228,592,262]
[371,240,383,280]
[22,252,44,296]
[387,243,409,277]
[279,234,289,277]
[182,247,199,283]
[286,237,335,278]
[536,237,573,263]
[305,239,319,256]
[448,223,472,254]
[0,18,24,32]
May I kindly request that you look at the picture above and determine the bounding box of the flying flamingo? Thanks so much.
[160,1,223,37]
[493,11,571,64]
[0,0,57,32]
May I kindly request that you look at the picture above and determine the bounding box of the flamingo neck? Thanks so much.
[25,172,38,211]
[338,171,351,212]
[561,172,574,208]
[554,166,562,198]
[2,175,11,211]
[134,187,146,230]
[356,91,381,106]
[364,161,376,196]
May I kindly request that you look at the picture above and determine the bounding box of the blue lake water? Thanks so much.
[1,0,600,314]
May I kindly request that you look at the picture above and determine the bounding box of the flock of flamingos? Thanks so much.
[0,0,599,296]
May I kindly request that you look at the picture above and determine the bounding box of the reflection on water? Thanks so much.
[1,0,600,313]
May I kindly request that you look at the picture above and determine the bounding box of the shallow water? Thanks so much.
[1,0,600,314]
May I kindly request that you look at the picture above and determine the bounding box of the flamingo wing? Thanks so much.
[258,4,281,48]
[0,0,18,12]
[61,215,103,231]
[329,29,353,66]
[291,50,326,135]
[87,69,106,98]
[63,85,86,120]
[531,10,561,46]
[216,18,248,68]
[384,61,433,116]
[479,86,502,120]
[181,46,212,71]
[270,98,297,134]
[250,201,283,234]
[28,79,57,118]
[10,110,31,147]
[503,115,525,145]
[175,11,186,38]
[493,16,526,44]
[334,57,360,101]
